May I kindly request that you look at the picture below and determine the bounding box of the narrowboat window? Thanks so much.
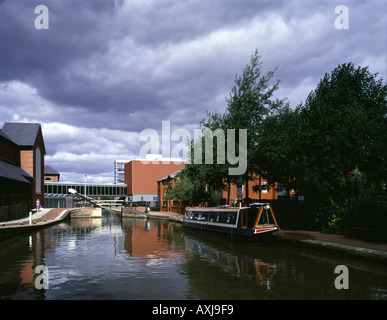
[184,210,191,220]
[191,211,199,220]
[222,212,236,224]
[209,212,220,222]
[198,211,209,221]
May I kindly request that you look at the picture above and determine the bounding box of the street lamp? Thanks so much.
[84,174,87,199]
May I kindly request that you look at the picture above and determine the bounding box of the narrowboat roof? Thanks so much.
[186,203,271,210]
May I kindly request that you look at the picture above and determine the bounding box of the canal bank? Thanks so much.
[121,207,183,222]
[277,230,387,263]
[121,207,387,263]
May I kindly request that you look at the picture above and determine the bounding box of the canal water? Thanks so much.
[1,210,386,300]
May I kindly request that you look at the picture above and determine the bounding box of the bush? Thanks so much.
[314,197,344,234]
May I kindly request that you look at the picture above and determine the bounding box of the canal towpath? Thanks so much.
[1,207,387,263]
[1,208,71,227]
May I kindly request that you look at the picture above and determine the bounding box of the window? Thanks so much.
[35,147,41,194]
[222,212,236,224]
[209,212,220,222]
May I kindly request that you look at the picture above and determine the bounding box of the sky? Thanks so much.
[0,0,386,184]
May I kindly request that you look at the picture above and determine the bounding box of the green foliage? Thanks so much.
[167,51,387,234]
[199,49,287,195]
[256,105,300,194]
[314,196,344,234]
[164,169,210,205]
[261,62,386,233]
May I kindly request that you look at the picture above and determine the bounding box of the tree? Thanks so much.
[255,105,300,196]
[298,64,386,194]
[164,170,209,206]
[292,63,386,232]
[200,49,288,200]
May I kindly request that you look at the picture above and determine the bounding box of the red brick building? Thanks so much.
[220,175,279,205]
[125,159,186,203]
[157,171,282,205]
[44,165,60,182]
[156,166,285,213]
[0,123,46,221]
[157,169,183,203]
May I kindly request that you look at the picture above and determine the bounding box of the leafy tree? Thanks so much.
[164,163,211,206]
[200,49,288,200]
[255,105,300,196]
[298,63,386,197]
[291,63,386,232]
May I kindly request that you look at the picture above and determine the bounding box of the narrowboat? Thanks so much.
[182,203,279,241]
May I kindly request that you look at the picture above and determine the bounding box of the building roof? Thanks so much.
[0,129,16,144]
[2,122,45,150]
[157,168,184,182]
[0,159,33,183]
[44,165,60,175]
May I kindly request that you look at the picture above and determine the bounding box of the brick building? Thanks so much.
[44,165,60,182]
[157,169,183,203]
[0,123,46,221]
[220,176,280,205]
[124,159,186,203]
[157,166,284,208]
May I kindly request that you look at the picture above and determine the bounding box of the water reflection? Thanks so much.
[121,218,184,264]
[0,211,386,300]
[184,233,277,291]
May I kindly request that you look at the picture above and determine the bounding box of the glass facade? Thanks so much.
[114,160,130,184]
[45,182,127,197]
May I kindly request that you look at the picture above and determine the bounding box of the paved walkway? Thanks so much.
[1,208,70,227]
[281,230,387,252]
[279,230,387,263]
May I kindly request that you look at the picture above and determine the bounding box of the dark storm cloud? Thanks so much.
[1,0,385,183]
[0,0,303,133]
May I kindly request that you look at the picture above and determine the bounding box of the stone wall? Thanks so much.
[70,208,102,218]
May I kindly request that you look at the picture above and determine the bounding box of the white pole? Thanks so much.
[84,174,87,199]
[29,211,32,225]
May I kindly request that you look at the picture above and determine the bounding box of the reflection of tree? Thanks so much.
[181,233,278,299]
[253,259,277,289]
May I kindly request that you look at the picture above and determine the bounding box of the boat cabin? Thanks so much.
[183,203,279,238]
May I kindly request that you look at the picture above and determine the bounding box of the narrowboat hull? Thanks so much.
[182,220,279,242]
[182,204,280,242]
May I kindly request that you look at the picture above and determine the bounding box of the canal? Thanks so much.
[0,210,386,300]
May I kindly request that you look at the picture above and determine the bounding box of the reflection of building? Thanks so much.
[125,159,186,202]
[0,123,46,221]
[123,219,180,259]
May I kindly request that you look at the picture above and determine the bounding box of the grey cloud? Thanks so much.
[1,0,386,182]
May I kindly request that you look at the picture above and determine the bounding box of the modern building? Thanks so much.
[45,182,127,198]
[125,158,186,203]
[0,122,46,221]
[114,160,131,184]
